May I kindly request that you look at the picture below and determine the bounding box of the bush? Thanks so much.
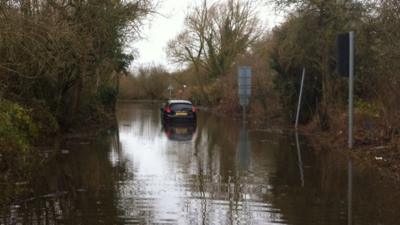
[0,100,38,153]
[98,85,118,107]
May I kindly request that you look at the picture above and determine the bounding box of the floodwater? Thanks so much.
[1,102,400,225]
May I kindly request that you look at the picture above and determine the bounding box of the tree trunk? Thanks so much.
[317,1,331,131]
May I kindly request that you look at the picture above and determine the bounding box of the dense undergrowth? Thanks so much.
[0,0,154,143]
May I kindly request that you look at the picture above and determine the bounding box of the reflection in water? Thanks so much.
[113,103,280,224]
[162,121,197,142]
[1,102,400,225]
[348,159,353,225]
[236,124,251,170]
[0,132,123,225]
[295,132,305,187]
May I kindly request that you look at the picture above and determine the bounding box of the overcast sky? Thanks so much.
[130,0,284,72]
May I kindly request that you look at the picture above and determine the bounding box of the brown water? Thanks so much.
[1,102,400,225]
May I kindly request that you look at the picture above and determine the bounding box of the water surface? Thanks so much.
[1,102,400,225]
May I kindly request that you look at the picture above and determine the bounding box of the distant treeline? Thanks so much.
[122,0,400,143]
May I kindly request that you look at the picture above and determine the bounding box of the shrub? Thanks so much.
[98,85,118,107]
[0,100,37,153]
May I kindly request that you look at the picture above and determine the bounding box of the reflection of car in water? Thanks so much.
[162,121,197,141]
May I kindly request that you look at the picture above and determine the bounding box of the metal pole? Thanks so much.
[295,68,306,129]
[349,32,354,149]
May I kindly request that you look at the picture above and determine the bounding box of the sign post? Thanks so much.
[238,67,252,122]
[337,31,355,149]
[348,31,354,149]
[167,85,174,99]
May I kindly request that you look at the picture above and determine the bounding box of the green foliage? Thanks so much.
[272,61,321,123]
[269,14,324,123]
[355,100,381,118]
[0,100,37,152]
[99,85,119,107]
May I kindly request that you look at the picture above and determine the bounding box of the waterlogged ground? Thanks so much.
[1,102,400,225]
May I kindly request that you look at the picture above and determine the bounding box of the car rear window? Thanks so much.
[170,103,192,111]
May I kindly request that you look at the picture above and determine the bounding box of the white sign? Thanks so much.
[238,67,252,107]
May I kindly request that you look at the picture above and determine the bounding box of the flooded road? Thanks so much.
[1,102,400,225]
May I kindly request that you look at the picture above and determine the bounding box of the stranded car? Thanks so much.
[160,100,197,122]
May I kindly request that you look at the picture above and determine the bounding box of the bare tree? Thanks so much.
[167,0,261,77]
[167,0,261,103]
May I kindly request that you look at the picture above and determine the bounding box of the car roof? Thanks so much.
[168,100,192,105]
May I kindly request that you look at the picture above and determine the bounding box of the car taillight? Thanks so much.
[192,106,196,112]
[165,107,172,113]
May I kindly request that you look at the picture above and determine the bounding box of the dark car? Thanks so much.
[162,122,197,141]
[160,100,197,122]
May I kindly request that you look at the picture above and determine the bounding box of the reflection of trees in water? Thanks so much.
[0,132,124,225]
[190,113,271,224]
[270,134,400,225]
[117,102,163,140]
[267,134,349,225]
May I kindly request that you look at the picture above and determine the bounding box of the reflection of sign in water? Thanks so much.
[236,125,251,169]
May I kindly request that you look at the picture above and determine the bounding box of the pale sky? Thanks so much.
[130,0,284,72]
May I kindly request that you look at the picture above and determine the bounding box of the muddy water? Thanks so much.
[1,102,400,225]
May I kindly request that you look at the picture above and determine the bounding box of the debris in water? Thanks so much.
[42,191,68,198]
[374,146,387,150]
[15,181,28,186]
[10,205,21,209]
[61,149,69,154]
